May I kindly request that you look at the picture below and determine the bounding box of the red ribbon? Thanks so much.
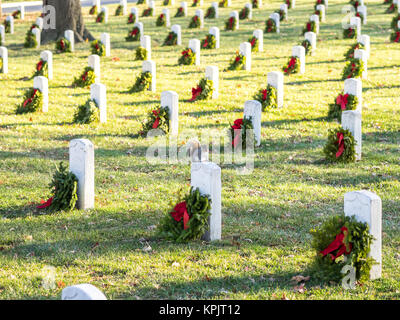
[202,37,209,48]
[250,37,256,47]
[307,22,312,31]
[36,60,43,72]
[336,93,349,111]
[335,132,345,158]
[320,227,352,261]
[262,89,268,101]
[229,17,234,28]
[131,28,138,36]
[284,57,296,74]
[190,86,202,102]
[395,31,400,43]
[231,119,243,147]
[170,201,190,229]
[152,110,160,129]
[23,89,38,107]
[37,197,53,209]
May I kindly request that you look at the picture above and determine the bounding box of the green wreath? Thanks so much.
[96,11,105,23]
[55,37,72,53]
[341,58,364,80]
[252,0,260,9]
[164,0,172,5]
[239,7,250,20]
[126,26,141,41]
[205,6,216,19]
[228,52,246,71]
[137,0,145,4]
[158,187,211,242]
[285,0,292,9]
[315,9,322,22]
[4,20,11,34]
[192,0,201,7]
[130,71,152,93]
[163,31,178,46]
[302,21,316,35]
[225,16,237,31]
[73,66,96,88]
[156,14,166,27]
[230,117,255,148]
[140,106,170,137]
[32,59,48,78]
[73,99,100,124]
[282,56,300,75]
[391,14,400,29]
[201,34,216,49]
[189,15,201,28]
[328,93,358,121]
[135,46,148,60]
[128,13,136,24]
[310,215,375,283]
[175,7,185,17]
[219,0,228,8]
[265,18,277,33]
[12,10,21,19]
[91,40,106,56]
[323,127,356,163]
[190,78,214,102]
[248,36,259,52]
[178,48,196,65]
[24,28,38,48]
[115,5,124,16]
[142,7,153,17]
[385,3,397,13]
[275,9,286,22]
[253,85,277,111]
[301,39,312,55]
[344,42,365,59]
[16,88,43,114]
[343,27,357,39]
[390,30,400,42]
[89,5,98,15]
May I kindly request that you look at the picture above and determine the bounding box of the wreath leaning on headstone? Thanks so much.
[32,59,48,79]
[301,39,312,55]
[390,14,400,29]
[265,18,277,33]
[328,92,358,121]
[248,36,259,52]
[126,26,141,41]
[341,58,364,79]
[225,16,237,31]
[135,46,148,61]
[230,117,255,148]
[16,88,43,114]
[89,5,98,15]
[285,0,292,9]
[323,127,356,163]
[4,20,11,33]
[252,0,260,9]
[189,78,214,102]
[344,42,364,59]
[127,13,136,24]
[227,52,246,71]
[142,7,153,17]
[130,71,152,93]
[96,11,105,23]
[163,0,172,5]
[201,34,216,49]
[343,27,357,39]
[192,0,201,7]
[302,21,316,35]
[275,9,286,22]
[73,99,100,124]
[178,48,196,65]
[91,40,106,56]
[73,66,96,88]
[175,7,185,17]
[310,215,375,283]
[282,56,300,75]
[164,32,178,46]
[385,2,397,14]
[139,106,170,137]
[189,15,201,28]
[24,24,39,48]
[205,6,216,19]
[158,187,212,242]
[239,6,250,20]
[156,14,167,27]
[253,85,277,111]
[219,0,228,8]
[115,5,124,16]
[55,37,72,53]
[390,30,400,42]
[12,10,21,19]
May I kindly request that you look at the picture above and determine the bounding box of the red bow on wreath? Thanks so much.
[320,226,352,261]
[37,197,53,209]
[284,57,296,73]
[82,71,88,82]
[190,86,202,102]
[170,201,190,229]
[306,22,312,31]
[250,37,256,47]
[23,89,38,107]
[231,119,243,147]
[336,93,349,111]
[335,132,345,158]
[182,49,190,57]
[131,28,138,36]
[229,17,234,28]
[262,89,268,101]
[36,60,43,72]
[395,31,400,43]
[152,110,161,129]
[60,39,65,50]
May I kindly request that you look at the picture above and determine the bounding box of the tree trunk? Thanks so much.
[41,0,94,44]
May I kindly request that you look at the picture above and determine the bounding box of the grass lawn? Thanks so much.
[0,0,399,300]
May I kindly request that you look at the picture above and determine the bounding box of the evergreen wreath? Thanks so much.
[344,42,365,59]
[190,78,214,102]
[126,26,141,41]
[156,14,167,27]
[142,7,153,17]
[253,85,277,111]
[351,0,360,9]
[328,93,358,121]
[225,16,237,31]
[32,59,48,79]
[127,13,136,24]
[163,31,178,46]
[192,0,201,6]
[385,2,397,13]
[164,0,172,5]
[323,127,356,162]
[355,11,364,24]
[178,48,196,65]
[302,21,316,35]
[343,27,357,39]
[301,39,312,55]
[158,187,212,242]
[135,46,148,60]
[252,0,260,9]
[12,10,21,19]
[391,14,400,29]
[91,40,106,56]
[73,99,100,124]
[130,71,152,93]
[275,9,286,22]
[239,6,250,20]
[4,20,11,33]
[228,52,246,70]
[89,5,98,15]
[175,7,185,17]
[37,162,78,212]
[189,15,201,28]
[310,214,375,282]
[341,58,364,79]
[248,36,259,52]
[73,67,96,88]
[55,37,72,53]
[16,88,43,114]
[219,0,228,8]
[115,5,124,16]
[282,56,300,75]
[265,18,277,33]
[205,6,216,19]
[390,30,400,42]
[230,117,255,148]
[139,106,170,136]
[96,11,105,23]
[315,9,322,22]
[137,0,145,4]
[201,34,216,49]
[285,0,292,9]
[24,25,39,48]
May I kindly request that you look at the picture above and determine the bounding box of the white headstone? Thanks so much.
[239,42,251,71]
[40,50,53,80]
[270,12,280,33]
[267,71,284,108]
[205,66,219,99]
[243,100,262,146]
[100,33,111,57]
[230,11,239,29]
[69,139,95,210]
[140,35,152,60]
[357,34,370,59]
[181,2,188,16]
[227,0,232,6]
[62,284,106,300]
[134,22,144,36]
[316,4,326,22]
[162,8,171,27]
[245,3,253,19]
[344,78,362,112]
[35,17,44,30]
[344,191,382,280]
[291,0,296,8]
[101,7,109,23]
[212,2,219,18]
[149,1,156,16]
[19,5,25,20]
[280,4,288,21]
[0,46,8,74]
[253,29,263,52]
[209,27,220,48]
[171,25,182,45]
[90,83,107,123]
[142,60,156,92]
[88,54,101,83]
[292,45,305,74]
[350,16,361,35]
[304,31,316,55]
[189,39,201,66]
[357,5,367,25]
[131,7,139,22]
[32,28,41,49]
[6,16,15,34]
[354,49,367,79]
[33,76,48,112]
[341,110,362,160]
[0,26,5,45]
[161,91,179,135]
[64,30,75,52]
[310,14,320,34]
[190,162,221,241]
[195,9,204,28]
[93,0,101,11]
[120,0,128,15]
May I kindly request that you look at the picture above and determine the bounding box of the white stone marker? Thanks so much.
[6,16,14,34]
[244,100,262,147]
[227,0,232,6]
[120,0,128,15]
[33,76,48,112]
[280,4,288,21]
[0,26,5,45]
[316,4,326,22]
[88,54,101,83]
[357,34,370,59]
[267,71,284,108]
[101,7,109,23]
[190,162,221,241]
[205,66,219,99]
[239,42,251,71]
[64,30,75,52]
[162,8,171,27]
[181,2,188,17]
[357,5,367,25]
[292,45,305,74]
[90,83,107,123]
[32,28,41,48]
[344,78,362,112]
[36,17,44,30]
[195,9,204,28]
[189,39,201,66]
[310,14,320,34]
[93,0,101,12]
[291,0,296,8]
[19,5,25,20]
[212,2,219,18]
[304,31,317,55]
[245,3,253,20]
[209,27,220,49]
[142,60,156,92]
[253,29,263,52]
[69,139,95,210]
[171,25,182,45]
[344,191,382,280]
[62,284,107,300]
[230,11,239,30]
[0,47,8,74]
[140,35,152,60]
[350,16,361,35]
[40,50,53,80]
[131,8,139,23]
[161,91,179,135]
[134,22,144,36]
[149,1,156,17]
[100,33,111,57]
[354,49,367,79]
[270,12,280,33]
[341,110,361,160]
